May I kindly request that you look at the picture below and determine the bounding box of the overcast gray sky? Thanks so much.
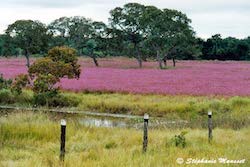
[0,0,249,39]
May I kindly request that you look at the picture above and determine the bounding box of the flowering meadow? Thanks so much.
[1,57,250,96]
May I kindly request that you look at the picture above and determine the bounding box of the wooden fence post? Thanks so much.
[208,111,212,142]
[143,114,149,153]
[60,119,66,161]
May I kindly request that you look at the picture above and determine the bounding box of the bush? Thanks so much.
[49,94,80,107]
[105,141,117,149]
[33,92,80,107]
[11,74,30,95]
[15,91,33,105]
[33,91,56,107]
[0,74,12,89]
[171,131,188,148]
[0,89,15,104]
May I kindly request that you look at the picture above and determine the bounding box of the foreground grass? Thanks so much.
[1,90,250,129]
[0,112,249,167]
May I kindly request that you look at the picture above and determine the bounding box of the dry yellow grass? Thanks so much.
[0,112,249,167]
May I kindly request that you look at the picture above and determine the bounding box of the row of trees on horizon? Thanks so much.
[0,3,249,68]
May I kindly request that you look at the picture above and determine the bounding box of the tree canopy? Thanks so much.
[109,3,146,67]
[6,20,51,67]
[201,34,250,60]
[0,3,249,68]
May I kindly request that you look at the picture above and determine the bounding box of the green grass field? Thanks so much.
[3,90,250,129]
[0,112,249,167]
[1,90,250,166]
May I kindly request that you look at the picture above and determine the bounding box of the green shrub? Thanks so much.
[15,91,33,105]
[11,74,30,95]
[0,89,15,104]
[0,74,12,89]
[33,91,56,107]
[94,51,105,58]
[49,94,80,107]
[105,141,117,149]
[171,131,188,148]
[33,91,80,107]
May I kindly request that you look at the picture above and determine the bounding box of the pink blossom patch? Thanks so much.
[1,58,250,96]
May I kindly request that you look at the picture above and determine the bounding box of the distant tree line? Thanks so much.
[0,3,249,68]
[200,34,250,60]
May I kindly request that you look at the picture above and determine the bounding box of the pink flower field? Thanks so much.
[1,57,250,96]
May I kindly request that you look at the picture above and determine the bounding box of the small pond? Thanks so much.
[0,106,189,129]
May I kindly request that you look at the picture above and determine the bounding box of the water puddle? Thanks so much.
[0,106,189,129]
[78,117,128,128]
[68,115,189,129]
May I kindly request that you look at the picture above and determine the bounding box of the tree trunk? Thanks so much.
[79,49,83,56]
[157,51,163,69]
[24,50,30,68]
[137,55,142,68]
[163,53,168,67]
[92,56,99,67]
[172,57,176,67]
[135,44,142,68]
[163,59,167,67]
[142,56,147,62]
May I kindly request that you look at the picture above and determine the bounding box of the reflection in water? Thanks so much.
[75,116,189,129]
[0,108,189,129]
[79,117,127,128]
